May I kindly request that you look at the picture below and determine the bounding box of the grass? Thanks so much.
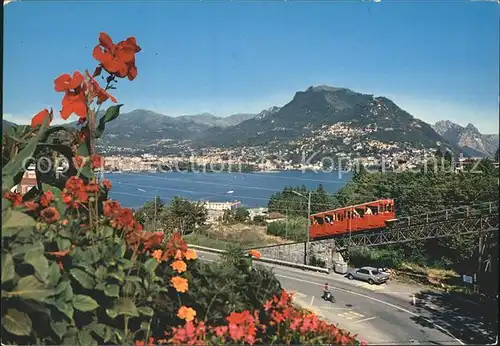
[184,233,234,250]
[184,222,287,250]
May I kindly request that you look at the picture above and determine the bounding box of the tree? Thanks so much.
[233,206,250,223]
[494,148,499,163]
[152,197,208,234]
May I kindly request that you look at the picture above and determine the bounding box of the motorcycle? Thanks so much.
[322,290,335,303]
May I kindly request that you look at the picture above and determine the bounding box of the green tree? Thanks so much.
[233,206,250,223]
[160,197,208,234]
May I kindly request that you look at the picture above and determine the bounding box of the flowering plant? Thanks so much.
[1,32,364,346]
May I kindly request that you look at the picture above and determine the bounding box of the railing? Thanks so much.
[391,200,498,228]
[188,244,330,274]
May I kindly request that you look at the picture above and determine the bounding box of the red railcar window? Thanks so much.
[314,216,324,225]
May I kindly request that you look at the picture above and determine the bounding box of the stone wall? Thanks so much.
[258,242,306,264]
[256,239,345,269]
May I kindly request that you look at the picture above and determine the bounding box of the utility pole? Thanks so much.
[285,208,288,240]
[153,196,157,232]
[307,191,311,265]
[476,232,486,294]
[291,190,312,265]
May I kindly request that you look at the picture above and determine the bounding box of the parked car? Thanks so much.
[346,266,390,285]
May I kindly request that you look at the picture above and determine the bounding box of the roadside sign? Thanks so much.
[462,275,473,284]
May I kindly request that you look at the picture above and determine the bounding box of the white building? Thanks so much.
[202,200,241,211]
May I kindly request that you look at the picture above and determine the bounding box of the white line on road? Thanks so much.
[310,296,314,306]
[354,316,377,324]
[274,273,465,345]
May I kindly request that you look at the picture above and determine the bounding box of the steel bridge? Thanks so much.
[247,201,499,265]
[334,200,499,250]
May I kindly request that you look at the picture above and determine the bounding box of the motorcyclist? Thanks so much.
[322,283,330,299]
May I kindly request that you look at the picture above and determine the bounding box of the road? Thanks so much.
[198,251,465,345]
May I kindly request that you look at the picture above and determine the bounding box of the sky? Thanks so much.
[3,0,499,133]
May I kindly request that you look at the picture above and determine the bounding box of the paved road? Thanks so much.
[198,251,465,345]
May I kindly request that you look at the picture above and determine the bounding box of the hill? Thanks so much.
[432,120,499,158]
[192,86,458,159]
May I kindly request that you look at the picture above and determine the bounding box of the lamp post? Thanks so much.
[291,190,311,265]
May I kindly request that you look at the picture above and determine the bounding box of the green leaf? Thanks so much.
[70,268,95,289]
[144,258,159,274]
[2,210,36,236]
[78,329,98,346]
[104,284,120,298]
[102,226,114,238]
[47,262,61,287]
[2,253,15,284]
[89,323,115,343]
[3,115,50,185]
[125,275,142,283]
[106,298,139,319]
[24,243,49,282]
[2,309,33,336]
[51,321,68,340]
[72,294,99,312]
[107,270,125,283]
[9,275,55,301]
[74,144,93,179]
[95,105,123,139]
[137,306,154,317]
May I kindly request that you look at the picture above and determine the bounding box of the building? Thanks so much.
[202,200,241,211]
[14,165,37,194]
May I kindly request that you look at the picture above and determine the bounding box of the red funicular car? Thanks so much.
[309,199,396,239]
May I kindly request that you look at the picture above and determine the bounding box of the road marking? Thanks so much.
[274,273,465,345]
[289,291,306,299]
[338,310,365,321]
[354,316,377,324]
[310,296,314,306]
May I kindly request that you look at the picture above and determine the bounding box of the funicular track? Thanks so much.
[248,201,499,251]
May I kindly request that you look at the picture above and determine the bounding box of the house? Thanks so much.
[202,200,241,211]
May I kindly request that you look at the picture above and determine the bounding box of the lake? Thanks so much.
[106,170,353,209]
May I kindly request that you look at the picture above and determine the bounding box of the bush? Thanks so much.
[267,217,308,241]
[349,247,405,269]
[1,32,362,346]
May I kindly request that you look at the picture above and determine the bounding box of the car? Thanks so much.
[346,266,390,285]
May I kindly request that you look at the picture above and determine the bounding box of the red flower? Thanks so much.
[85,180,100,193]
[54,71,84,92]
[141,231,165,251]
[4,192,23,207]
[61,91,87,120]
[31,108,53,128]
[72,155,85,169]
[63,176,88,207]
[85,70,117,105]
[24,201,39,211]
[40,207,60,223]
[102,179,112,191]
[90,154,104,169]
[162,232,188,260]
[103,199,121,217]
[92,32,141,81]
[54,71,87,120]
[40,191,55,207]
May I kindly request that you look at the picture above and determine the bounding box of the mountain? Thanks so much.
[432,120,499,157]
[194,85,452,153]
[3,119,16,129]
[176,112,255,128]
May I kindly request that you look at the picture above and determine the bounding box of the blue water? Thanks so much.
[106,171,353,209]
